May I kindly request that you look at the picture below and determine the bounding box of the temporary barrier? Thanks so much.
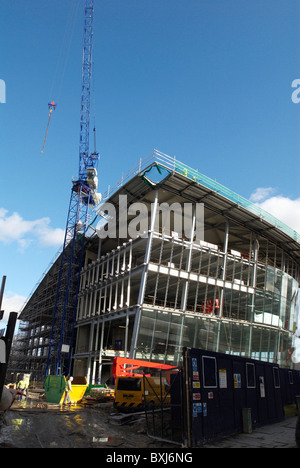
[144,368,184,446]
[44,375,88,404]
[280,368,300,406]
[144,348,300,447]
[188,348,288,446]
[0,311,17,403]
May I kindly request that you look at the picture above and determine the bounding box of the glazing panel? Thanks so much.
[274,269,282,295]
[266,266,275,293]
[136,309,156,357]
[182,314,197,348]
[251,326,262,359]
[268,329,278,363]
[206,319,219,351]
[196,317,216,350]
[256,265,266,290]
[260,328,270,362]
[254,290,264,323]
[230,290,240,319]
[271,295,281,327]
[166,313,183,361]
[218,321,232,354]
[239,292,250,321]
[151,310,170,359]
[233,323,251,356]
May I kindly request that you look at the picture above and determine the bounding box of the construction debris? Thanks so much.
[83,387,114,407]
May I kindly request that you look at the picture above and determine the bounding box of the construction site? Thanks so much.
[1,0,300,451]
[11,145,300,382]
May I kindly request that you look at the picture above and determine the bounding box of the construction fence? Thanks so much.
[144,348,300,447]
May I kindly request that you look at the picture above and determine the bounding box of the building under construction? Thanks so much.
[13,150,300,383]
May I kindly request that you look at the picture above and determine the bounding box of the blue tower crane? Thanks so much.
[46,0,100,376]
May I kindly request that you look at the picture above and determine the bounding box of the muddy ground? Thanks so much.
[0,396,177,449]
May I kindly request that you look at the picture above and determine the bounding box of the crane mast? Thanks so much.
[78,0,97,180]
[46,0,100,376]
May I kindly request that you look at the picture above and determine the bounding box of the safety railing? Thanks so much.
[100,149,300,244]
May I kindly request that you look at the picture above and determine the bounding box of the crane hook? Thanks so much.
[41,101,57,153]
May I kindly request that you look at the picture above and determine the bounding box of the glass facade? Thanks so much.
[135,229,299,369]
[75,214,299,376]
[135,306,295,368]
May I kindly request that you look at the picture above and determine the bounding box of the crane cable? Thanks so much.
[48,0,80,103]
[42,0,80,153]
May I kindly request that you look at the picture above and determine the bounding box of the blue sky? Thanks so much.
[1,0,300,325]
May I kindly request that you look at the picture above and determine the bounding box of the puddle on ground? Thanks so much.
[10,418,24,429]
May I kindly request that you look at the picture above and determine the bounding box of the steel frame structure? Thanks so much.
[16,152,300,382]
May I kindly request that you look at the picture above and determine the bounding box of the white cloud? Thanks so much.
[0,292,27,325]
[34,219,65,247]
[249,187,276,203]
[249,188,300,235]
[0,208,65,249]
